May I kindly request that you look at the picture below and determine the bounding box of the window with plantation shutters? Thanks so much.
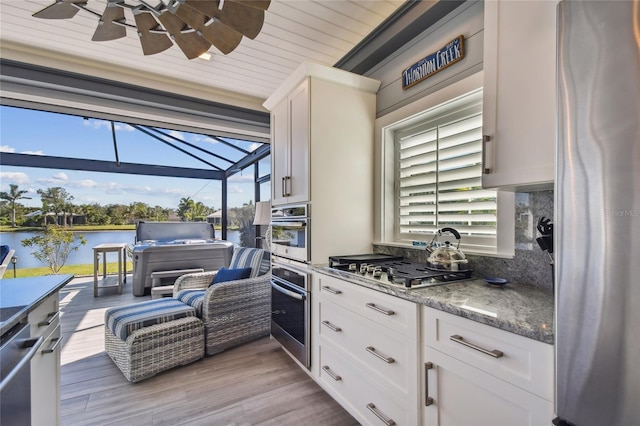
[394,90,498,252]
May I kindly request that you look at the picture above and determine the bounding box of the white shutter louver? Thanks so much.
[396,92,497,251]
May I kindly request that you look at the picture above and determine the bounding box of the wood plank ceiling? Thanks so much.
[0,0,404,111]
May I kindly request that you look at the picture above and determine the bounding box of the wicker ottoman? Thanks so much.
[104,299,204,382]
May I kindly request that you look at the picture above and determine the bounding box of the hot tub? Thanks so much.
[131,222,234,296]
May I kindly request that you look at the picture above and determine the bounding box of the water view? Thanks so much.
[0,230,241,270]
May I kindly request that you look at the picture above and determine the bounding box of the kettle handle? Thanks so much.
[439,227,461,240]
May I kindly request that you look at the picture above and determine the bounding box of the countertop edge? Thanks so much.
[0,274,73,336]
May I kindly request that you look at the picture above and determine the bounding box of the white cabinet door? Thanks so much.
[29,292,61,426]
[286,79,310,204]
[271,97,289,205]
[482,0,558,190]
[270,79,310,206]
[423,348,553,426]
[31,324,61,426]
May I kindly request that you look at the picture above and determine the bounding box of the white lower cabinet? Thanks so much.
[315,272,420,425]
[29,291,61,426]
[310,273,555,426]
[421,306,554,426]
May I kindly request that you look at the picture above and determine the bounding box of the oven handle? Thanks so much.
[271,281,305,301]
[270,221,307,228]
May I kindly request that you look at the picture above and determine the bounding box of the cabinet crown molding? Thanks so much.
[263,61,381,111]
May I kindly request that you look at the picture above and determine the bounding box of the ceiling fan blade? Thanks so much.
[185,0,265,39]
[92,3,126,41]
[32,0,87,19]
[228,0,271,11]
[171,3,242,54]
[132,9,173,55]
[156,10,211,59]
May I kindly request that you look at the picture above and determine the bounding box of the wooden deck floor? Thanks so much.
[59,276,358,426]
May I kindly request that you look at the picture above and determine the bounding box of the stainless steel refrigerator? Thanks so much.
[555,1,640,425]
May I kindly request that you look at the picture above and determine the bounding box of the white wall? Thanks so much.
[366,1,484,118]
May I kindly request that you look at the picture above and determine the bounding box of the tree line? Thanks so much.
[0,184,254,230]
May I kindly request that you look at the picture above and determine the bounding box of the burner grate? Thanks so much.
[328,254,473,288]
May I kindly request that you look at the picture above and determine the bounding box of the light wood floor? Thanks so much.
[59,276,358,426]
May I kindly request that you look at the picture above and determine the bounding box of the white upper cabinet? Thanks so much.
[264,62,381,263]
[482,0,558,191]
[270,79,310,206]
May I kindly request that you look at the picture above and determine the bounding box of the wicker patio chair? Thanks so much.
[172,248,271,356]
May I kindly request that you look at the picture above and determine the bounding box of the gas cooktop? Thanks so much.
[328,254,473,289]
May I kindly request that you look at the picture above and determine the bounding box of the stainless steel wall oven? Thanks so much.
[270,261,310,369]
[270,204,309,264]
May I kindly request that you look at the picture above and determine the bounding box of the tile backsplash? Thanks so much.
[374,190,554,291]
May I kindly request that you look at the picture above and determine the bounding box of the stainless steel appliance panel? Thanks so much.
[0,322,43,425]
[271,204,310,264]
[270,262,310,368]
[556,1,640,424]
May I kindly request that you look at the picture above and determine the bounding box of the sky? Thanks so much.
[0,105,271,210]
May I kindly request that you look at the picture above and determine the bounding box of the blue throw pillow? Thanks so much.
[210,267,252,286]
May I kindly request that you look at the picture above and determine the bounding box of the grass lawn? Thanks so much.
[2,262,134,279]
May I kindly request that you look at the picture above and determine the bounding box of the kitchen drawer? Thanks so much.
[318,273,418,334]
[423,306,553,400]
[28,292,59,338]
[319,301,417,395]
[319,343,418,426]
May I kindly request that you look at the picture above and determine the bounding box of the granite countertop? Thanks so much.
[314,266,554,345]
[0,274,73,336]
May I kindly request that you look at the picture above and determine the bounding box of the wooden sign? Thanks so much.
[402,35,465,90]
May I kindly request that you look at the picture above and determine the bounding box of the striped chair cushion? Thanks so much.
[105,298,197,341]
[229,247,266,278]
[175,290,206,317]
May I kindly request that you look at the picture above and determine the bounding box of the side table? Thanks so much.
[93,243,128,297]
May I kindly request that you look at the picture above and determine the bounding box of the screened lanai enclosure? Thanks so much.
[0,60,272,242]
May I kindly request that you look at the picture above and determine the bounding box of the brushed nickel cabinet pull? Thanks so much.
[425,362,434,406]
[366,346,395,364]
[322,286,342,295]
[42,336,63,355]
[366,403,396,426]
[284,176,292,196]
[38,312,59,327]
[281,176,286,197]
[365,303,394,316]
[322,365,342,381]
[321,320,342,332]
[450,334,504,358]
[482,135,492,174]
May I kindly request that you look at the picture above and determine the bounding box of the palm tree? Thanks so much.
[0,184,31,227]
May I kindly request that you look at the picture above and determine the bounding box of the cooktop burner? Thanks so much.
[328,254,473,288]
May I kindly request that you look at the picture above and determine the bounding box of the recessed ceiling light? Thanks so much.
[199,52,212,61]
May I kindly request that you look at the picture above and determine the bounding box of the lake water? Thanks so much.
[0,230,240,270]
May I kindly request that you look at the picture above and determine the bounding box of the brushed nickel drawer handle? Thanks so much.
[365,303,394,316]
[38,312,59,327]
[366,403,396,426]
[425,362,434,406]
[450,334,504,358]
[321,320,342,332]
[366,346,395,364]
[42,336,63,355]
[322,286,342,295]
[322,365,342,381]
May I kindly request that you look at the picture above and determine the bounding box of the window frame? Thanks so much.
[374,72,515,257]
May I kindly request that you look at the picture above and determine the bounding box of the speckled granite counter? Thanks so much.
[314,266,554,345]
